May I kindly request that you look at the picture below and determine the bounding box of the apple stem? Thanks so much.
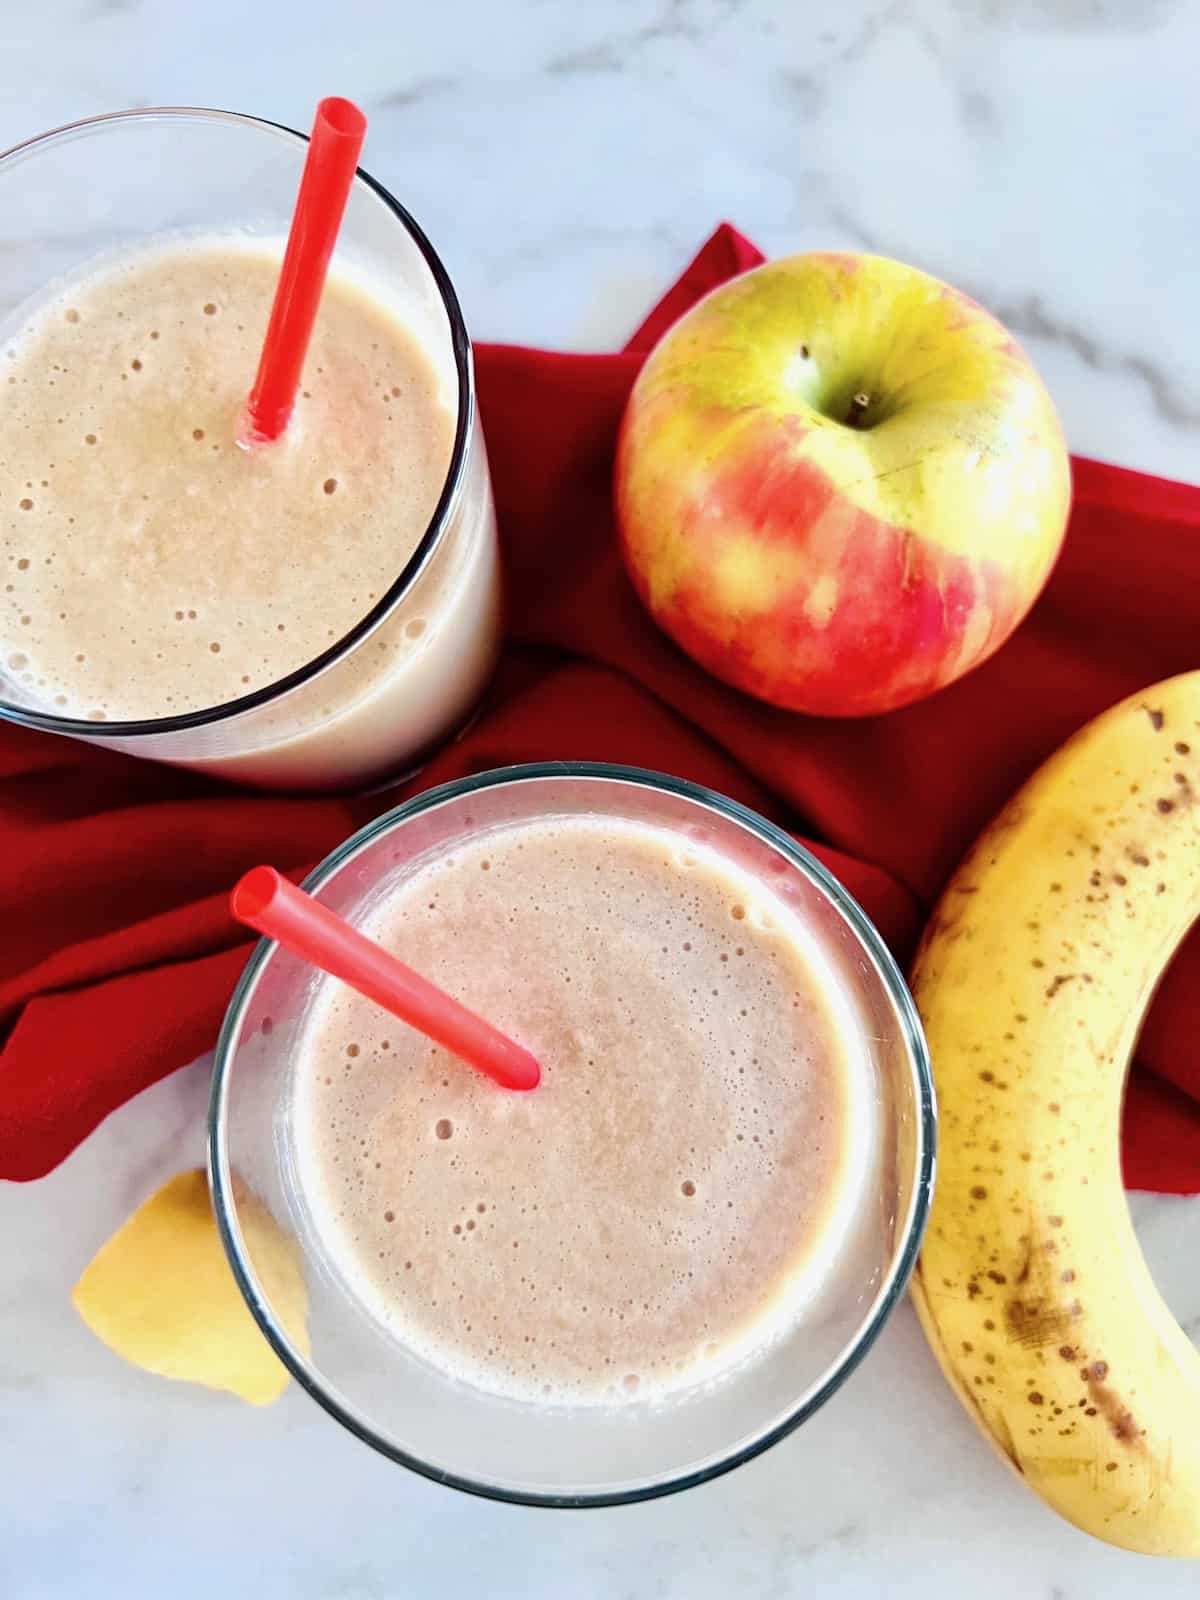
[845,391,872,428]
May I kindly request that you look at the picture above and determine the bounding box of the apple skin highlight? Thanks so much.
[616,252,1071,717]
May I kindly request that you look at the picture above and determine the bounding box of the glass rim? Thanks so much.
[208,761,936,1509]
[0,105,474,740]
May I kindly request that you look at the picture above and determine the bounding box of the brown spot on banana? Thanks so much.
[1045,974,1076,999]
[1082,1363,1145,1449]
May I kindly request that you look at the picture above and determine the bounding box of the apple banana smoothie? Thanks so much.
[291,808,880,1405]
[0,234,499,789]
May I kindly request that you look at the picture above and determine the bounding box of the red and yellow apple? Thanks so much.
[615,252,1071,716]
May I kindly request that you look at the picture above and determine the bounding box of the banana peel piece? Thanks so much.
[72,1169,308,1406]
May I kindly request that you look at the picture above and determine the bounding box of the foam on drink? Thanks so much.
[292,813,878,1407]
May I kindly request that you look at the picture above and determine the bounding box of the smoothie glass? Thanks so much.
[0,108,499,790]
[209,764,935,1506]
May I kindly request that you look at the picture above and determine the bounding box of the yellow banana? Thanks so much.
[910,671,1200,1556]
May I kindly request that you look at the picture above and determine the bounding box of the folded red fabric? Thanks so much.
[1,225,1197,1191]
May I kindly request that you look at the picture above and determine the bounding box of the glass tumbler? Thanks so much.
[209,763,935,1506]
[0,108,500,791]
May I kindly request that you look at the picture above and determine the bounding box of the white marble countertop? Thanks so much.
[2,2,1198,1596]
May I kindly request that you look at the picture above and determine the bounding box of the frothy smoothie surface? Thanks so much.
[294,815,872,1406]
[0,238,454,721]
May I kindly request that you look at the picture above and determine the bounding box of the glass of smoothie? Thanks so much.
[210,763,935,1505]
[0,108,499,790]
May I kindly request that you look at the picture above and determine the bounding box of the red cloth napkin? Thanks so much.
[2,225,1198,1192]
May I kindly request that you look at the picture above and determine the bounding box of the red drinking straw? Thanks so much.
[240,97,368,445]
[231,866,541,1092]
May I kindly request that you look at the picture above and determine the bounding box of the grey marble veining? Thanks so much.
[1,2,1197,1596]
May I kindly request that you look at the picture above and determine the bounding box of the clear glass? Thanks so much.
[209,763,935,1506]
[0,108,500,791]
